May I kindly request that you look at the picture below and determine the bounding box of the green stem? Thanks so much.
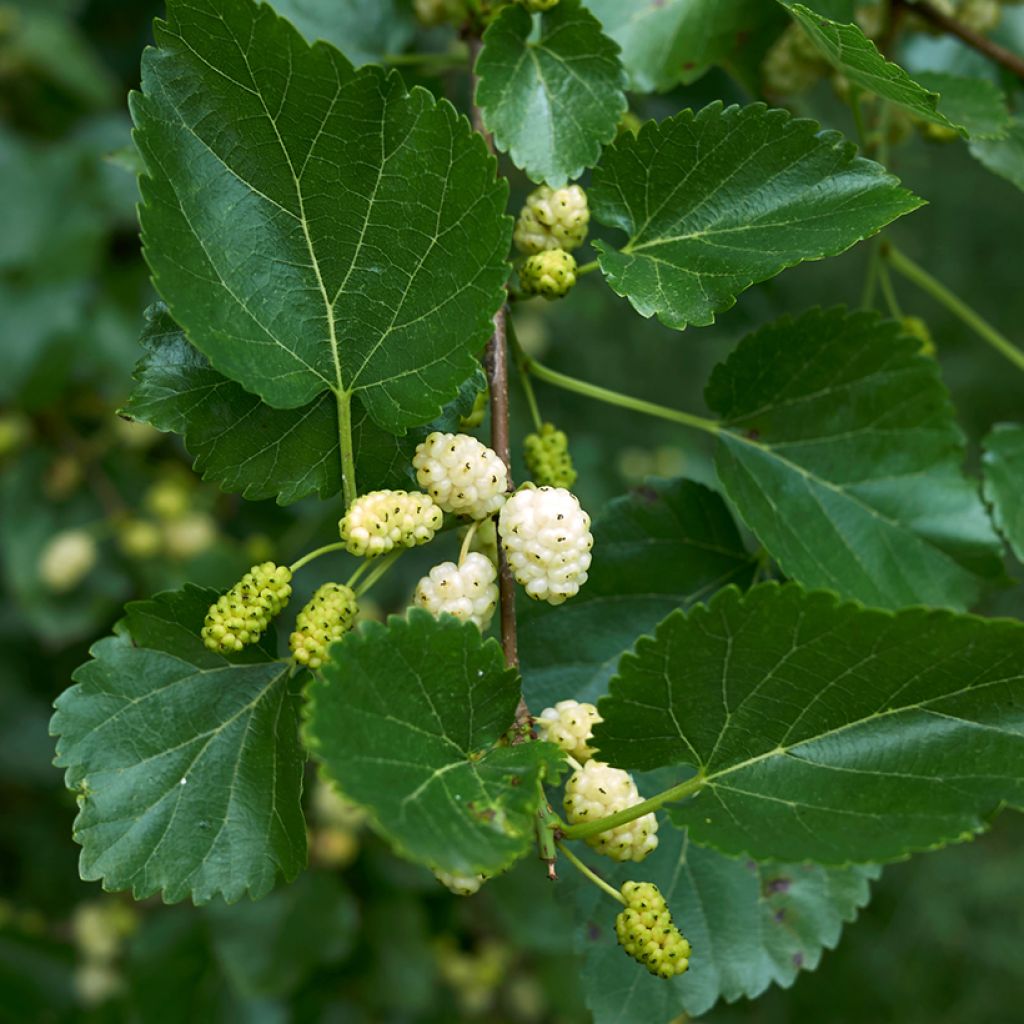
[878,260,903,319]
[561,772,705,843]
[861,241,881,310]
[289,541,349,574]
[381,50,468,69]
[848,86,869,152]
[517,345,720,437]
[575,259,599,276]
[336,390,358,511]
[355,549,403,599]
[557,843,626,905]
[345,559,372,590]
[458,521,479,565]
[510,326,545,432]
[885,244,1024,372]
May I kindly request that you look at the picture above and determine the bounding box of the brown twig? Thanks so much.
[469,38,524,701]
[895,0,1024,81]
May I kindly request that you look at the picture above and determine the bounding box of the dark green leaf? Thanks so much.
[132,0,509,431]
[590,103,922,330]
[520,479,755,709]
[305,610,563,876]
[915,71,1009,140]
[569,825,877,1020]
[983,423,1024,562]
[595,583,1024,862]
[266,0,416,66]
[51,592,307,904]
[707,308,1003,609]
[207,872,357,998]
[476,0,626,186]
[121,305,485,503]
[970,118,1024,193]
[584,0,780,92]
[778,2,955,128]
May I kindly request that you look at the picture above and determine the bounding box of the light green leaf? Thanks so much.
[970,118,1024,193]
[983,423,1024,562]
[707,308,1003,610]
[475,0,626,186]
[569,825,878,1020]
[915,71,1009,140]
[584,0,780,92]
[305,610,563,876]
[207,872,357,998]
[132,0,509,431]
[520,479,755,709]
[120,305,483,504]
[778,2,955,128]
[266,0,416,66]
[590,103,922,330]
[595,583,1024,863]
[51,588,307,904]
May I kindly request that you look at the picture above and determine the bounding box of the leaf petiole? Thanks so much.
[509,321,544,432]
[884,244,1024,371]
[335,390,358,511]
[561,772,705,843]
[557,842,626,905]
[354,549,404,599]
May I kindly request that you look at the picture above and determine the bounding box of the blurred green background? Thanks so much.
[2,1,1023,1021]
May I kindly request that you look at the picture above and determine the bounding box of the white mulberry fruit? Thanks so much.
[339,490,443,557]
[290,582,359,668]
[415,553,499,630]
[202,562,292,654]
[498,486,592,605]
[563,760,659,862]
[412,432,508,520]
[537,700,601,761]
[615,882,691,979]
[514,184,589,254]
[519,249,577,300]
[38,530,98,593]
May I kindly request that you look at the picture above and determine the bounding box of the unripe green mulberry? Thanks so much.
[412,431,508,520]
[338,490,444,557]
[564,760,658,862]
[537,699,601,761]
[520,249,577,300]
[615,882,691,979]
[524,422,577,489]
[290,582,358,668]
[433,868,487,895]
[460,386,489,430]
[514,184,589,254]
[521,0,560,10]
[202,562,292,654]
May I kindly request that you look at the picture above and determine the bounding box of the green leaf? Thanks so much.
[475,0,626,186]
[132,0,509,431]
[915,72,1009,141]
[569,825,877,1020]
[983,423,1024,563]
[520,479,755,709]
[589,103,922,330]
[305,610,563,876]
[121,304,485,503]
[583,0,780,92]
[778,2,955,128]
[266,0,416,66]
[707,308,1003,610]
[207,872,357,998]
[595,583,1024,863]
[51,588,307,904]
[970,118,1024,193]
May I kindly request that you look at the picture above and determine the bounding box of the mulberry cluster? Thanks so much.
[415,553,499,631]
[413,431,508,520]
[514,184,589,254]
[615,882,692,979]
[524,422,577,489]
[202,562,292,654]
[519,249,577,300]
[289,582,359,668]
[537,699,601,762]
[498,486,593,605]
[563,760,659,862]
[338,490,443,557]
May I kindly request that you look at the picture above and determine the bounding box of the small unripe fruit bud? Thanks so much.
[524,422,577,489]
[519,249,577,300]
[615,882,691,979]
[433,868,487,895]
